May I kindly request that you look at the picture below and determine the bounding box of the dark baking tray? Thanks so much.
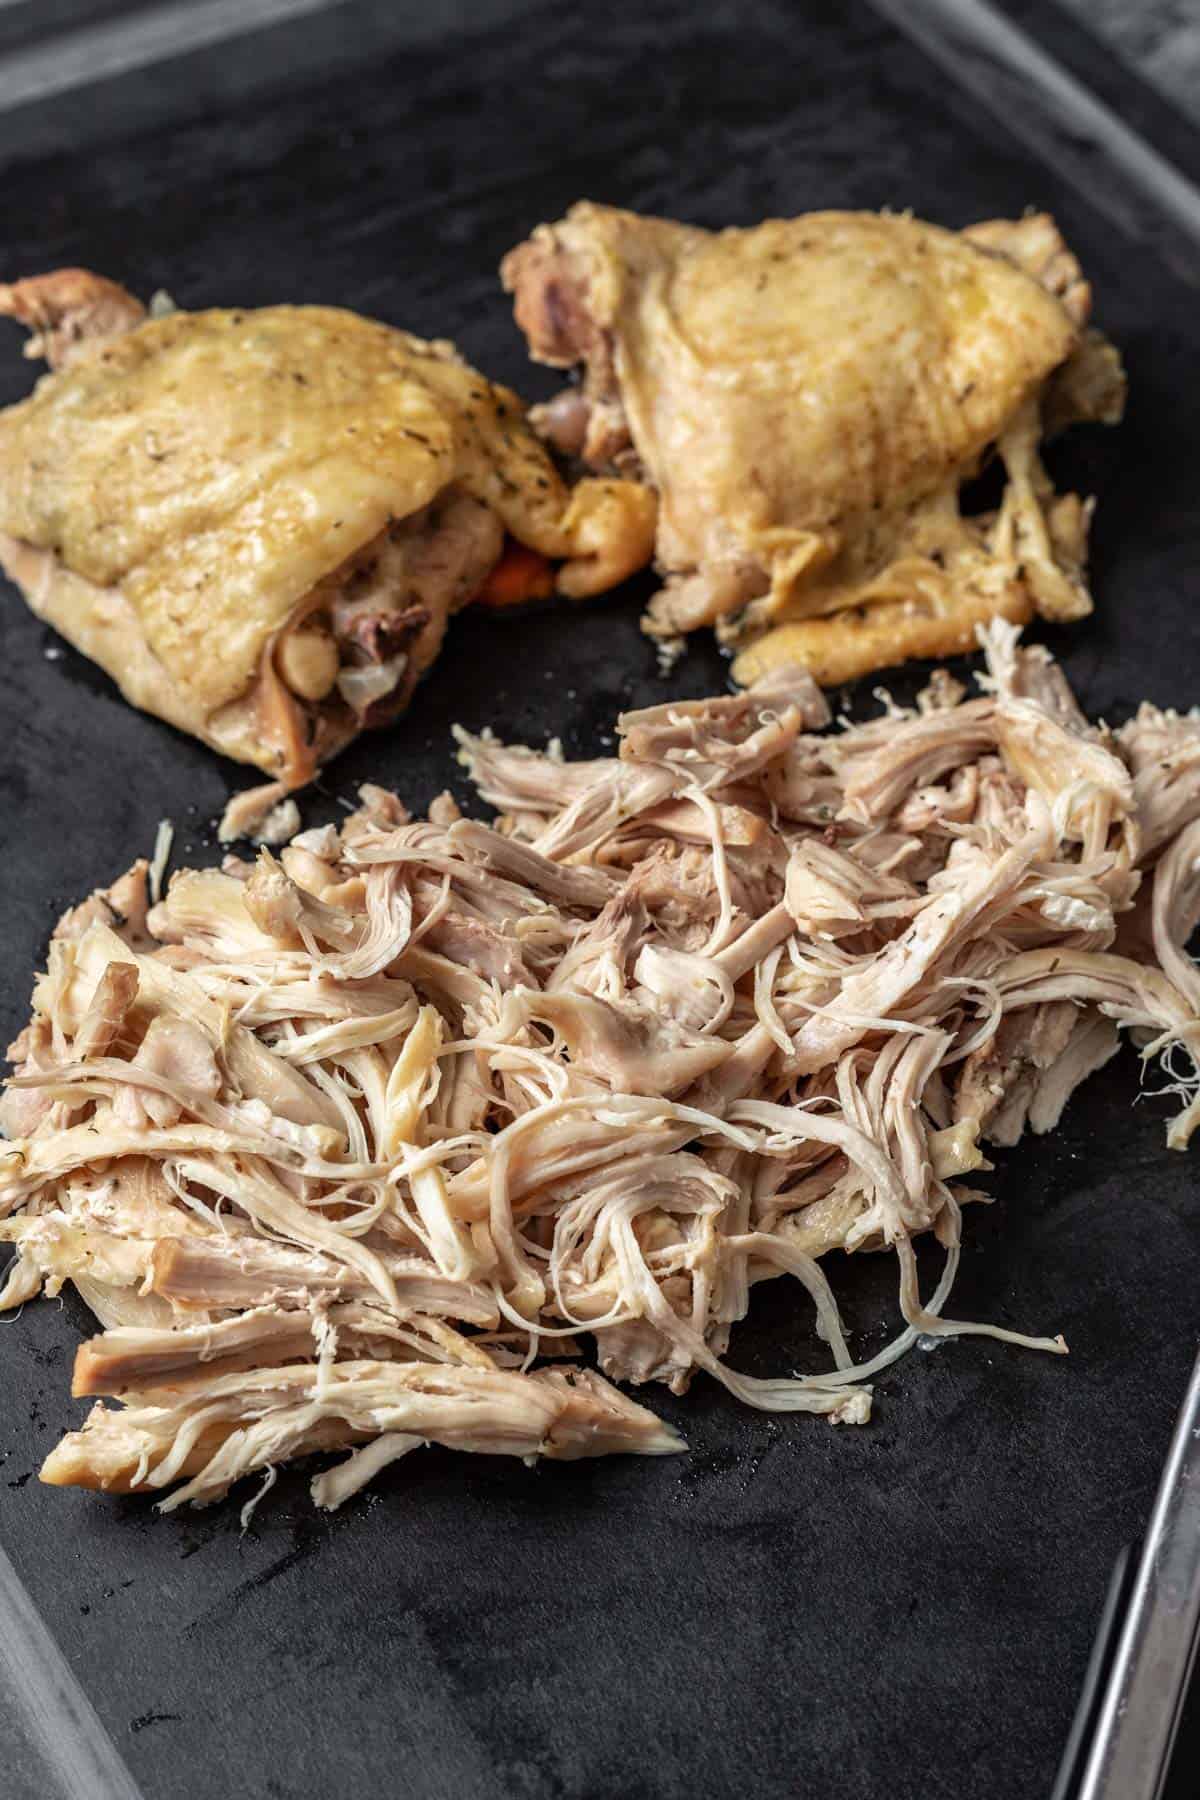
[2,4,1199,1796]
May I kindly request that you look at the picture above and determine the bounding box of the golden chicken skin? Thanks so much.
[0,271,656,785]
[502,205,1124,686]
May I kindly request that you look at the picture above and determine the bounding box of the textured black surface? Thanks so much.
[1,4,1199,1797]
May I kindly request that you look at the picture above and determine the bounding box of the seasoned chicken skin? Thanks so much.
[502,205,1124,682]
[0,271,655,784]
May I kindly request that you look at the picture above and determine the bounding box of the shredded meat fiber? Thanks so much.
[2,624,1198,1512]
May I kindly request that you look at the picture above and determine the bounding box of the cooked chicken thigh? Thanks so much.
[502,206,1124,683]
[0,271,655,784]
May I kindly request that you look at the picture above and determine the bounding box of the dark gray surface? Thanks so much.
[1,4,1199,1797]
[1059,0,1200,125]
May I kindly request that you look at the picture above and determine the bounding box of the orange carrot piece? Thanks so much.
[476,541,556,607]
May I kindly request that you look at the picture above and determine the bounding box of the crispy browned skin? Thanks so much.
[731,577,1036,690]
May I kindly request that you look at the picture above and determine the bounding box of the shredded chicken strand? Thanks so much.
[3,622,1196,1510]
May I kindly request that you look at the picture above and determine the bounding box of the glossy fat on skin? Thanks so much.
[504,205,1123,651]
[0,535,205,742]
[0,294,655,780]
[0,532,363,779]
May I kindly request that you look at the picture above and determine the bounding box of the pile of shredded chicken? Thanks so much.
[3,622,1199,1514]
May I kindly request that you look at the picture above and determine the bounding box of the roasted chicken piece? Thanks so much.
[0,270,655,785]
[502,206,1124,684]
